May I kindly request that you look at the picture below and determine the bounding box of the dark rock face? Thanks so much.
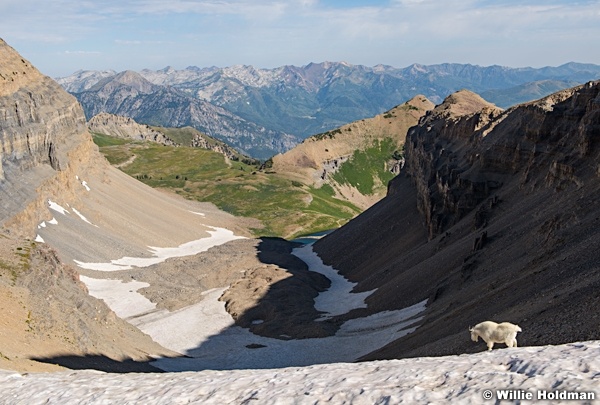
[404,90,504,239]
[314,81,600,359]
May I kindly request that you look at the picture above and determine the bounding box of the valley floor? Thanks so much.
[78,239,427,371]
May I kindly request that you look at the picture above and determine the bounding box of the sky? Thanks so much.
[1,0,599,77]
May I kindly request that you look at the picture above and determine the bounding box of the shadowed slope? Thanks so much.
[314,82,600,359]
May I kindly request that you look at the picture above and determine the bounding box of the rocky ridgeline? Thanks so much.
[190,133,241,161]
[0,38,179,371]
[404,91,505,239]
[71,70,300,159]
[404,83,600,239]
[0,40,85,179]
[314,81,600,359]
[88,112,177,145]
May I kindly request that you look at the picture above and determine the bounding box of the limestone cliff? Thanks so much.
[1,38,245,372]
[0,38,101,236]
[314,81,600,359]
[404,90,504,238]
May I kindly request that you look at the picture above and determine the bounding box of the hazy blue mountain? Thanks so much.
[480,79,581,108]
[59,62,600,157]
[72,71,300,159]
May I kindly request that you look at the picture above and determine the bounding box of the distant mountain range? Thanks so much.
[58,62,600,158]
[64,71,299,159]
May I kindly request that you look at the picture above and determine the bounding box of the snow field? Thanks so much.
[1,341,598,404]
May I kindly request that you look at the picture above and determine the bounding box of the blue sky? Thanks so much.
[1,0,599,77]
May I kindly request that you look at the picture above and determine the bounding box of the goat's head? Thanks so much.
[469,326,479,342]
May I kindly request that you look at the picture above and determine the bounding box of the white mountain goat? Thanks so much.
[469,321,522,351]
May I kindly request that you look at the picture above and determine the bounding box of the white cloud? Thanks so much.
[2,0,600,76]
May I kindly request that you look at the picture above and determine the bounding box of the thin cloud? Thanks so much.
[1,0,599,76]
[64,50,101,55]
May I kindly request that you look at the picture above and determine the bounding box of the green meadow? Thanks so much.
[93,134,360,239]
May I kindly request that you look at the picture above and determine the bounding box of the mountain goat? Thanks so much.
[469,321,522,351]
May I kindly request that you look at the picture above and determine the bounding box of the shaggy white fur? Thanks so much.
[469,321,522,350]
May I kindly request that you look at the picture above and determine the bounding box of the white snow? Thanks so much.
[34,234,45,243]
[47,199,69,215]
[189,211,205,217]
[79,276,156,319]
[47,217,58,225]
[71,207,95,226]
[81,180,90,191]
[37,222,46,229]
[135,289,425,371]
[292,244,374,319]
[76,242,427,372]
[74,226,244,271]
[0,341,598,404]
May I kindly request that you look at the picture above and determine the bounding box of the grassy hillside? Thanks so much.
[93,134,360,238]
[331,138,398,195]
[272,95,434,210]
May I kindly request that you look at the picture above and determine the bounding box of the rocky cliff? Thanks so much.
[0,38,101,236]
[88,112,176,145]
[0,38,188,371]
[0,38,259,373]
[314,81,600,359]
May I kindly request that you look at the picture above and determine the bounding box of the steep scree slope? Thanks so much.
[314,81,600,359]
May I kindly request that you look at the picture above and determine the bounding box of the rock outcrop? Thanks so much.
[314,81,600,359]
[404,90,505,239]
[88,112,177,145]
[0,39,100,236]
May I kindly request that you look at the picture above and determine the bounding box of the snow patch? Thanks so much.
[37,222,46,229]
[72,207,96,226]
[189,211,206,217]
[47,217,58,225]
[1,341,599,404]
[81,181,91,192]
[34,235,45,243]
[74,227,245,271]
[141,289,425,371]
[47,199,69,215]
[79,276,156,319]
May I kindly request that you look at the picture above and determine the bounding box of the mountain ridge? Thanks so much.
[313,79,600,360]
[73,70,300,159]
[58,61,600,159]
[271,94,435,209]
